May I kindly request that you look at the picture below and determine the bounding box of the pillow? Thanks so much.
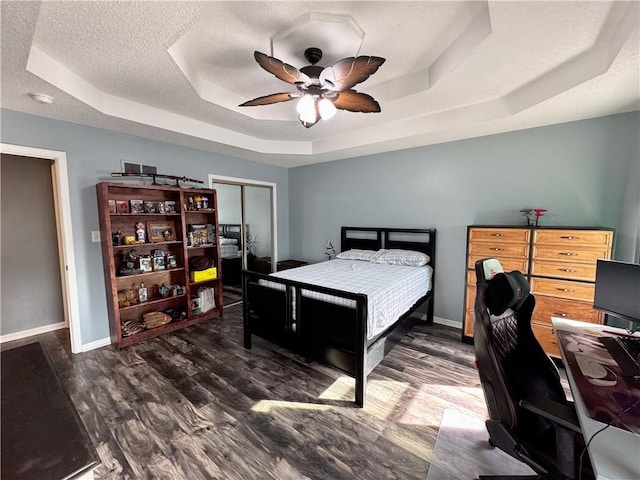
[372,249,430,267]
[220,238,238,245]
[336,249,379,262]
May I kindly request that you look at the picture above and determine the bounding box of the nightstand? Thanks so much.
[254,257,308,273]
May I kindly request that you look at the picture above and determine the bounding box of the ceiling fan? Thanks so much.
[239,47,385,128]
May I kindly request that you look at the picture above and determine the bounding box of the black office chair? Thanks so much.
[473,258,593,480]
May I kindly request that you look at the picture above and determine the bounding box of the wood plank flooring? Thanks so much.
[3,306,489,480]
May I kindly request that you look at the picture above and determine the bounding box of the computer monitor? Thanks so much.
[593,259,640,329]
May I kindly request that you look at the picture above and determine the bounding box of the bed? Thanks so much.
[242,226,436,407]
[219,224,243,286]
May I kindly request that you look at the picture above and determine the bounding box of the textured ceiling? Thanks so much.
[1,1,638,167]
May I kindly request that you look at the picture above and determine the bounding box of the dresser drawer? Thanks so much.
[534,229,613,248]
[531,260,596,281]
[532,295,602,325]
[532,245,609,265]
[467,270,477,285]
[531,323,560,358]
[530,277,595,302]
[468,254,529,273]
[469,242,529,258]
[469,228,530,244]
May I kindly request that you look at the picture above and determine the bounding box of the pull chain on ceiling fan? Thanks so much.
[239,47,385,128]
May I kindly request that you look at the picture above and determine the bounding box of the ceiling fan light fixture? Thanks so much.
[318,98,337,120]
[297,94,317,124]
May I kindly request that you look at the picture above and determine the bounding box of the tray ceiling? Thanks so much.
[1,1,638,167]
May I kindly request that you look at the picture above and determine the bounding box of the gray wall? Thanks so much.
[1,154,64,334]
[1,109,290,345]
[288,112,640,324]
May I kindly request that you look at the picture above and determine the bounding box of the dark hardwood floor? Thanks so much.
[3,306,489,479]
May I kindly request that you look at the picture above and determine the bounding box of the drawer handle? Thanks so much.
[491,247,503,251]
[559,252,577,256]
[556,288,575,292]
[492,233,504,237]
[560,236,579,240]
[554,312,570,318]
[559,268,576,272]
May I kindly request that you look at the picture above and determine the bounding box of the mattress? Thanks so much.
[264,259,432,339]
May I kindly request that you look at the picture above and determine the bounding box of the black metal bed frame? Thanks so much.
[242,227,436,407]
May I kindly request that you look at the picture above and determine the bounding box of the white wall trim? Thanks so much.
[0,322,66,344]
[434,316,462,329]
[1,143,83,353]
[82,337,112,352]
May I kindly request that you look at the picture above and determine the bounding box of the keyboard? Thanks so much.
[600,336,640,378]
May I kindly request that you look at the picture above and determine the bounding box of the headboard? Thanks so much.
[340,227,436,269]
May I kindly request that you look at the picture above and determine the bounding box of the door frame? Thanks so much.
[209,174,278,271]
[0,143,82,353]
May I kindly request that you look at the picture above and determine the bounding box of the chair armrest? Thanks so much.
[519,398,582,433]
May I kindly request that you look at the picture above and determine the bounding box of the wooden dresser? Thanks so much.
[463,226,614,357]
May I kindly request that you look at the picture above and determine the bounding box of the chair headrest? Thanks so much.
[481,258,504,281]
[486,270,530,316]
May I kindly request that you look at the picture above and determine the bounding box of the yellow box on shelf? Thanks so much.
[190,267,217,283]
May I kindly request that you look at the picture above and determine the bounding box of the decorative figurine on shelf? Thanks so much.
[202,196,209,210]
[118,250,142,276]
[138,282,148,302]
[112,230,122,246]
[533,208,547,226]
[158,283,170,298]
[135,222,146,243]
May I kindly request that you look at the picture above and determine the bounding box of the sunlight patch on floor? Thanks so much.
[318,376,410,420]
[317,376,355,401]
[251,400,333,413]
[399,384,485,426]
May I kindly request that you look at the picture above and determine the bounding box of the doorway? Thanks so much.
[210,175,277,308]
[0,143,82,353]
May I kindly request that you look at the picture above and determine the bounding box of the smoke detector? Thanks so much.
[28,92,54,104]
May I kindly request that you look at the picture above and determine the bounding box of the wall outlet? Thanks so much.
[91,231,101,242]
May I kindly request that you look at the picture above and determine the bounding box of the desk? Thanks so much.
[553,318,640,480]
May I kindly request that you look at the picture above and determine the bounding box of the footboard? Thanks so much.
[242,270,370,405]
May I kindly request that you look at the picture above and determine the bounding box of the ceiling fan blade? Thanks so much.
[254,51,311,85]
[320,56,385,91]
[332,90,381,113]
[239,92,299,107]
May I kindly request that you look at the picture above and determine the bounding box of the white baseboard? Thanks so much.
[82,337,112,352]
[0,321,67,343]
[433,316,462,329]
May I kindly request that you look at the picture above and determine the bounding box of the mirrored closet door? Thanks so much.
[212,178,276,308]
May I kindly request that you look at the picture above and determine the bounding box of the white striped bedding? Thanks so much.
[262,259,432,339]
